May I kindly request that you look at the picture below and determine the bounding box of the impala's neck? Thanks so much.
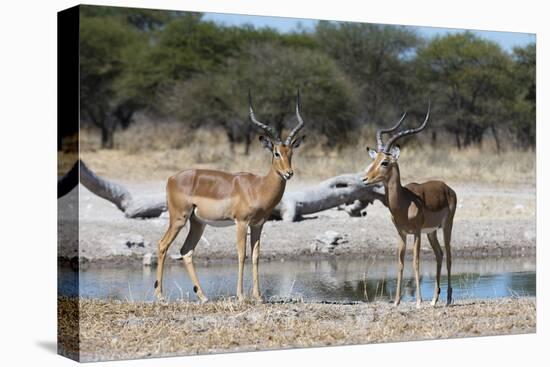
[259,163,287,208]
[385,164,405,213]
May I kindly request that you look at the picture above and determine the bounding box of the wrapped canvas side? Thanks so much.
[57,5,80,362]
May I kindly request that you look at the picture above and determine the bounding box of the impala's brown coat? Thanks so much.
[155,143,298,303]
[364,150,457,307]
[155,90,305,303]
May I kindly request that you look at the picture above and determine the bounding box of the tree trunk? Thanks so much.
[100,125,115,149]
[490,123,501,153]
[463,122,472,147]
[454,130,461,149]
[79,160,385,221]
[244,130,252,156]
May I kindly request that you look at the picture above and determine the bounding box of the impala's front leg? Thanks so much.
[394,231,407,306]
[250,225,263,301]
[413,232,422,308]
[236,221,248,301]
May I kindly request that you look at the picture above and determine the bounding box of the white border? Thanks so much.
[0,1,546,366]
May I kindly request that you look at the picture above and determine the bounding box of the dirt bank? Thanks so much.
[59,297,536,362]
[58,181,536,264]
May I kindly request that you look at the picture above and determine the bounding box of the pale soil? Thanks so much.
[58,181,536,264]
[58,297,536,362]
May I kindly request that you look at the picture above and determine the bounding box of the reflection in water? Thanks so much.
[59,257,536,303]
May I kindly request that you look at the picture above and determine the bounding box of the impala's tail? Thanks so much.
[444,185,456,305]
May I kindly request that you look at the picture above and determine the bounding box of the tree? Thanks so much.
[169,41,359,153]
[79,15,144,148]
[416,32,515,149]
[315,21,421,125]
[80,5,179,31]
[510,44,536,147]
[79,9,326,148]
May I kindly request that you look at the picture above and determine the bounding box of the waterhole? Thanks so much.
[59,257,535,303]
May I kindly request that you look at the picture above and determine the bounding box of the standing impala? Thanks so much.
[363,104,457,307]
[154,91,305,302]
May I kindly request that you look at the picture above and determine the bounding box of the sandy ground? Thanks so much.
[58,180,535,264]
[58,297,536,362]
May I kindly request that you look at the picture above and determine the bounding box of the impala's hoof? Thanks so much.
[196,291,209,304]
[446,287,453,306]
[155,294,165,303]
[252,295,263,303]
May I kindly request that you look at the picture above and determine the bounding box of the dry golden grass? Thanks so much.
[60,297,536,362]
[79,123,535,185]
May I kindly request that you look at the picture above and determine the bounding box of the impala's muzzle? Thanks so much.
[362,175,381,186]
[281,170,294,181]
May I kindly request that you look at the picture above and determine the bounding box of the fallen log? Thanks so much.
[58,160,79,198]
[80,160,166,218]
[271,173,386,221]
[78,160,385,221]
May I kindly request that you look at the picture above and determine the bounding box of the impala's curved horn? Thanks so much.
[383,100,431,154]
[376,112,407,151]
[285,89,305,146]
[248,89,280,142]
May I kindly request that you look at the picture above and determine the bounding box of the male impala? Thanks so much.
[154,91,305,302]
[363,105,457,307]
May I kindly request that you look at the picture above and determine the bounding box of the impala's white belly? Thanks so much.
[193,214,235,227]
[194,217,235,227]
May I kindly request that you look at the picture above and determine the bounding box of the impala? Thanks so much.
[154,91,305,302]
[363,104,457,307]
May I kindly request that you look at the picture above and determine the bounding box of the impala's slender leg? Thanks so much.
[427,231,443,306]
[443,221,454,306]
[155,213,188,301]
[180,216,208,303]
[250,225,263,301]
[394,231,407,306]
[413,232,422,308]
[236,221,248,301]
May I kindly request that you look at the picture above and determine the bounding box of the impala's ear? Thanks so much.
[367,147,377,160]
[291,135,305,149]
[390,145,400,160]
[259,135,274,152]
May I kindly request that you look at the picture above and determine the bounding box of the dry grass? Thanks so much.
[78,123,535,185]
[60,297,536,362]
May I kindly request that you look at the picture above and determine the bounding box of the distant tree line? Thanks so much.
[78,6,536,151]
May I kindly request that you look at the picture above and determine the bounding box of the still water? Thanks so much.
[59,257,535,303]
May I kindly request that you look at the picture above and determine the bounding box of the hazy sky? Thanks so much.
[203,13,535,52]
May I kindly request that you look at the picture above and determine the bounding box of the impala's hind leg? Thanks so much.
[180,216,208,303]
[443,222,454,306]
[413,232,422,308]
[427,231,443,306]
[155,203,191,301]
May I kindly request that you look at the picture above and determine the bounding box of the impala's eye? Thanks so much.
[274,152,281,159]
[380,161,389,167]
